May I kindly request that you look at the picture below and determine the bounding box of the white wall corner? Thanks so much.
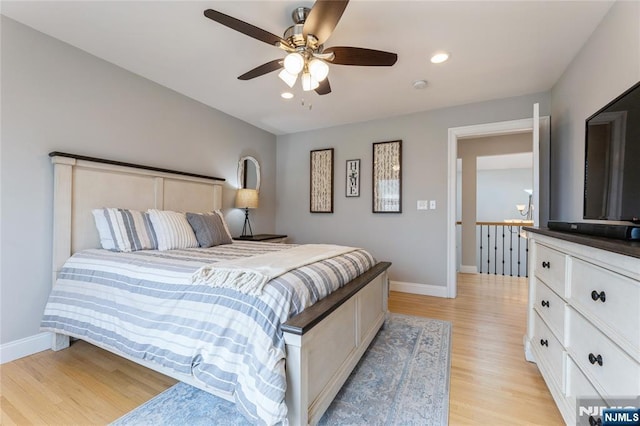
[390,280,450,298]
[0,332,51,364]
[459,265,478,274]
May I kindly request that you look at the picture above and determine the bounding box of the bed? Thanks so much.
[44,152,391,425]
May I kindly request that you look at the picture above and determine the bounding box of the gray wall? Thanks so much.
[276,93,550,287]
[550,1,640,221]
[476,168,533,222]
[0,17,277,345]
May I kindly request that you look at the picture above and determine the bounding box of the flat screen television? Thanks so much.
[584,81,640,224]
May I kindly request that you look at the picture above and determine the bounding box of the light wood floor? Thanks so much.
[1,273,563,425]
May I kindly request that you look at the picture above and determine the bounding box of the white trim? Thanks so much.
[0,332,51,364]
[447,114,549,300]
[390,280,450,298]
[459,265,478,274]
[533,104,540,226]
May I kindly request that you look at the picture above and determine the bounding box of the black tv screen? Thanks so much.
[584,81,640,223]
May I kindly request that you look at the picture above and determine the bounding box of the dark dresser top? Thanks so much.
[524,227,640,260]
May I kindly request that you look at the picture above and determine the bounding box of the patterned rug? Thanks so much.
[112,313,451,426]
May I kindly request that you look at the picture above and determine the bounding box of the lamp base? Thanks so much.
[240,207,253,237]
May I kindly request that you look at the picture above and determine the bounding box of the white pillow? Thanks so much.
[92,208,157,252]
[147,209,199,251]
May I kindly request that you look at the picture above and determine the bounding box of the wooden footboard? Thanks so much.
[282,261,391,425]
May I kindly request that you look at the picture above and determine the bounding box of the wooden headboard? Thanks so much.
[50,152,225,284]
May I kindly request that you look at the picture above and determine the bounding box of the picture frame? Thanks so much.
[310,148,334,213]
[345,159,360,197]
[372,140,402,213]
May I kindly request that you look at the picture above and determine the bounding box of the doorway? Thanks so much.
[446,108,550,298]
[457,137,533,275]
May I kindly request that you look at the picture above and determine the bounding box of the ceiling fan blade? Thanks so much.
[238,59,283,81]
[204,9,290,48]
[303,0,349,45]
[315,78,331,95]
[324,46,398,66]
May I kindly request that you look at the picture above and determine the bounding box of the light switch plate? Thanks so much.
[429,200,437,209]
[417,200,429,210]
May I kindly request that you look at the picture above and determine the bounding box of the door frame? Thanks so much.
[447,113,549,298]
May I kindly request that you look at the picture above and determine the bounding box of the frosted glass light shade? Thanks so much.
[301,72,319,91]
[308,58,329,81]
[284,52,304,74]
[278,69,298,88]
[235,189,259,209]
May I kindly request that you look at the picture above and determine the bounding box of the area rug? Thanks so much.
[111,313,451,426]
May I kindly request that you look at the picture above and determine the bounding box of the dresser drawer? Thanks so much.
[570,257,640,358]
[534,244,567,297]
[532,312,564,390]
[567,357,604,399]
[567,308,640,397]
[567,358,608,426]
[533,280,566,343]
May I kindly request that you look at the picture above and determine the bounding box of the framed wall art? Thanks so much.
[310,148,334,213]
[345,159,360,197]
[372,140,402,213]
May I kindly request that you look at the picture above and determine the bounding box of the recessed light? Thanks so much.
[413,79,428,89]
[281,92,294,99]
[430,52,450,64]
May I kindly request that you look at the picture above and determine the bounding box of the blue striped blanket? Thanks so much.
[41,241,376,425]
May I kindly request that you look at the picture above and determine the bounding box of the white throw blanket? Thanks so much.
[191,244,358,295]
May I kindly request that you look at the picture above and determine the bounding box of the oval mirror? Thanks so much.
[237,156,261,192]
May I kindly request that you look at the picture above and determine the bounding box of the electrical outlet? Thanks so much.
[429,200,436,210]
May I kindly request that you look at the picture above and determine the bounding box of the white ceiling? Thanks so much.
[2,1,613,135]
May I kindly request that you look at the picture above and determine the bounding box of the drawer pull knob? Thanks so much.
[590,290,606,303]
[588,353,603,366]
[541,261,550,269]
[541,300,550,308]
[540,339,548,347]
[589,416,602,426]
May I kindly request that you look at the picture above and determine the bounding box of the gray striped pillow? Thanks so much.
[147,209,199,251]
[186,212,232,247]
[92,208,158,252]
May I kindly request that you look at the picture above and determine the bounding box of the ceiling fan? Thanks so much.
[203,0,398,96]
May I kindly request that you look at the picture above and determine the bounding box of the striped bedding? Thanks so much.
[41,241,376,425]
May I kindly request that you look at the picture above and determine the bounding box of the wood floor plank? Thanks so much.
[1,273,563,424]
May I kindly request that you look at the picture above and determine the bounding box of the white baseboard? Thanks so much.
[459,265,478,274]
[523,335,536,363]
[390,280,449,298]
[0,332,51,364]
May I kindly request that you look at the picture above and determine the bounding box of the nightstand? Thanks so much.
[234,234,288,243]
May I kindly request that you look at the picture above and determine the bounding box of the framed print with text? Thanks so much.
[346,159,360,197]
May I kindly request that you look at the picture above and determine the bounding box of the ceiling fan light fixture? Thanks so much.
[308,58,329,82]
[301,72,319,91]
[278,69,298,88]
[281,92,294,99]
[284,52,305,75]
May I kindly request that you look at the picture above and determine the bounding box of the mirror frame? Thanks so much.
[237,156,261,192]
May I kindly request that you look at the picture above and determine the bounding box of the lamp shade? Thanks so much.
[235,189,259,209]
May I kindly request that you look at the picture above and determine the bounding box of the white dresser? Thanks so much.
[524,228,640,426]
